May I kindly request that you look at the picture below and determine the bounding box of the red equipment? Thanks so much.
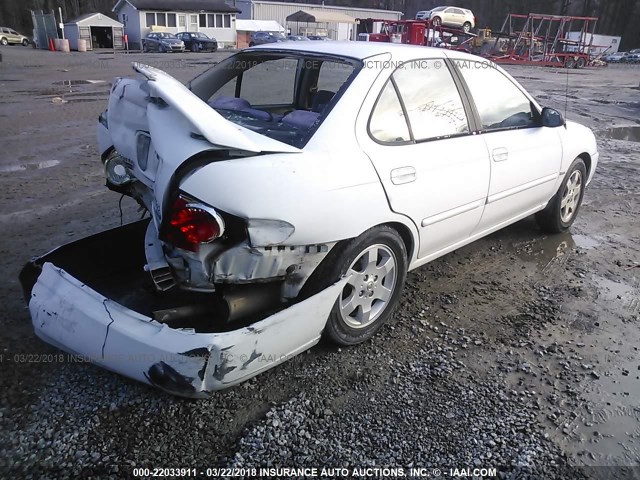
[488,13,599,68]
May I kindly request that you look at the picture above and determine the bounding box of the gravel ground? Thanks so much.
[0,46,639,479]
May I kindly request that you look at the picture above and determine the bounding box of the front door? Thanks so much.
[189,14,199,32]
[178,14,186,31]
[357,59,491,260]
[453,59,563,232]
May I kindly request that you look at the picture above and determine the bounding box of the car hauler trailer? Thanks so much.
[488,13,600,68]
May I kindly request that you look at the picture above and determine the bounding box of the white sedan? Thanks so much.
[21,42,598,397]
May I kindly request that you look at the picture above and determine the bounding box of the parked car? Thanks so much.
[603,51,628,63]
[427,6,476,32]
[142,32,185,53]
[625,53,640,63]
[176,32,217,52]
[248,31,286,46]
[22,42,598,397]
[287,35,311,41]
[0,27,29,46]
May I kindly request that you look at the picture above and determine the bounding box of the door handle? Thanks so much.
[492,147,509,162]
[390,166,416,185]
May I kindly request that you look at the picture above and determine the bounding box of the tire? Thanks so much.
[431,16,442,27]
[463,22,472,33]
[142,42,148,53]
[0,38,7,46]
[159,44,165,53]
[191,43,198,52]
[22,39,29,46]
[576,57,586,69]
[565,57,576,69]
[304,226,408,346]
[536,158,587,233]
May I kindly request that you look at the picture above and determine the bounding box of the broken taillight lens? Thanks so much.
[162,196,224,252]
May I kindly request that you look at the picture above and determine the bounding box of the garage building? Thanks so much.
[63,13,125,50]
[234,0,402,40]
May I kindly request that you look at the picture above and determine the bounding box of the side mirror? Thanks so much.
[541,107,565,128]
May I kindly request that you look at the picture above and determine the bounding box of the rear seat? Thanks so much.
[209,96,273,121]
[210,96,320,129]
[281,110,320,129]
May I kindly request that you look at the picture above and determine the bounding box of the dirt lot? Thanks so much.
[0,46,639,478]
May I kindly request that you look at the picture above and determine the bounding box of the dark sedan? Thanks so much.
[177,32,218,52]
[248,31,286,46]
[142,32,185,53]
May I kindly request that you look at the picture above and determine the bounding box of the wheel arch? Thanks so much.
[577,152,592,179]
[380,221,415,263]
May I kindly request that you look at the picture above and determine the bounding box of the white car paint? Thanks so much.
[30,262,348,397]
[23,42,598,395]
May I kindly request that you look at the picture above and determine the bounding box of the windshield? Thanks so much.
[432,6,446,11]
[191,33,209,38]
[189,52,362,148]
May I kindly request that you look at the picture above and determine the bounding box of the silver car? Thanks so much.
[0,27,29,46]
[427,6,476,32]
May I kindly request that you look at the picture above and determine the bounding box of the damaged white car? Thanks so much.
[21,42,598,397]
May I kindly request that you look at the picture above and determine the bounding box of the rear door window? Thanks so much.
[392,60,469,141]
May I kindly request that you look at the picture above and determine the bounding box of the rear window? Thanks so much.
[190,52,362,148]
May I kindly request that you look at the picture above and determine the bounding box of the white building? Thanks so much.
[233,0,402,40]
[113,0,240,49]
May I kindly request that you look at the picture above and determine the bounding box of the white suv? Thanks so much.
[424,6,476,32]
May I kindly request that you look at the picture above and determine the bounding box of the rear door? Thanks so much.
[113,27,124,49]
[357,59,491,259]
[453,59,562,232]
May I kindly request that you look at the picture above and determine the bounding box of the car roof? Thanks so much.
[247,41,482,63]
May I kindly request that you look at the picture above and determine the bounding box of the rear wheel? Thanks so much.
[306,226,408,346]
[142,42,148,52]
[22,39,29,46]
[432,16,442,27]
[0,38,7,46]
[576,57,586,69]
[536,158,586,233]
[191,43,198,52]
[463,22,472,33]
[565,56,576,69]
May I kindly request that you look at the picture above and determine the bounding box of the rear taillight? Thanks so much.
[161,196,225,252]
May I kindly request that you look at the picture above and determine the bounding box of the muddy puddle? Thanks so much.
[604,126,640,142]
[0,160,60,173]
[510,232,601,270]
[52,80,106,86]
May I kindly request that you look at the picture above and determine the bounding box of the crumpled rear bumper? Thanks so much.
[20,221,345,398]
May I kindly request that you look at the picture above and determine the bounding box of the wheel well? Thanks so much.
[578,152,592,179]
[382,222,414,262]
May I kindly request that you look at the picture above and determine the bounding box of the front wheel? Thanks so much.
[191,43,198,52]
[0,38,7,46]
[463,22,472,33]
[311,227,408,346]
[22,39,29,46]
[158,44,166,53]
[431,16,442,27]
[536,158,587,233]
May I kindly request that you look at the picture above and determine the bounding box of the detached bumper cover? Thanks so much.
[21,224,345,398]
